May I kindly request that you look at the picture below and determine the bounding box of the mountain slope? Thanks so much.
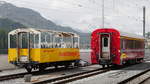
[0,18,26,31]
[0,1,77,32]
[0,18,27,54]
[0,1,90,49]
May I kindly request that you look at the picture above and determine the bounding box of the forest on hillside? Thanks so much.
[0,18,26,54]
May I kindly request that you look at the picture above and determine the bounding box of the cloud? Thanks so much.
[0,0,150,34]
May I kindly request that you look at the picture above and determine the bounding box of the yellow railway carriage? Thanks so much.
[8,28,80,72]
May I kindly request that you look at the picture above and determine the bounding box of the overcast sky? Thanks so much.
[0,0,150,34]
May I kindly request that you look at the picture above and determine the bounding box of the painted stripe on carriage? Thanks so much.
[59,52,79,57]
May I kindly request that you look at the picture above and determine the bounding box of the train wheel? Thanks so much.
[102,65,105,68]
[141,59,144,62]
[107,64,110,67]
[54,65,58,69]
[64,64,69,69]
[39,65,46,72]
[25,66,32,73]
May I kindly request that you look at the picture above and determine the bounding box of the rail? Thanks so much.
[0,67,74,81]
[32,68,110,84]
[118,68,150,84]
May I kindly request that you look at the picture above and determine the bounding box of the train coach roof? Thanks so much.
[9,28,79,37]
[8,28,40,35]
[92,28,144,40]
[120,31,145,39]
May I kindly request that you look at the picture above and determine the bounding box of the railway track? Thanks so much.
[0,67,75,81]
[32,68,110,84]
[139,76,150,84]
[0,64,141,83]
[31,64,134,84]
[118,68,150,84]
[0,72,28,81]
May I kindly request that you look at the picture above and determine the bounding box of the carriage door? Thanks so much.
[18,32,30,62]
[100,34,110,60]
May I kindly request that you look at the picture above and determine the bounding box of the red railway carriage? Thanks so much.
[91,28,145,67]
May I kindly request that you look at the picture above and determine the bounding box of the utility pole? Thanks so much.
[102,0,104,28]
[143,6,146,37]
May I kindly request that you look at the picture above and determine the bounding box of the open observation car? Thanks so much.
[91,28,145,68]
[8,28,80,72]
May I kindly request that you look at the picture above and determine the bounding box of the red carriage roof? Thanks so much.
[92,28,144,39]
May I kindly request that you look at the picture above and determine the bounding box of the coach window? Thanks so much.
[41,32,45,48]
[137,40,143,49]
[54,34,62,48]
[47,33,53,48]
[30,33,34,48]
[104,37,108,47]
[21,33,28,48]
[73,36,79,48]
[42,32,53,48]
[140,41,143,49]
[121,39,124,49]
[135,40,137,49]
[41,32,49,48]
[126,40,133,49]
[125,39,129,49]
[133,40,135,49]
[34,34,39,48]
[134,41,137,49]
[9,34,17,48]
[62,34,72,48]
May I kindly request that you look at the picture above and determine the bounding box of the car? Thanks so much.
[91,28,145,68]
[8,28,80,72]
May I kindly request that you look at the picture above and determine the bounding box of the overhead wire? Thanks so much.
[3,0,150,31]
